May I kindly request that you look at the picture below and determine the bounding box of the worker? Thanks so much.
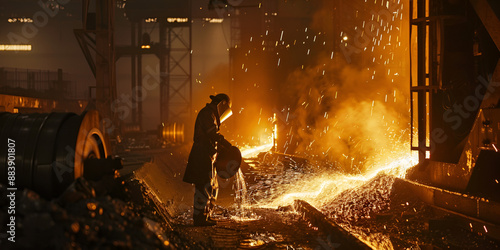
[183,93,233,226]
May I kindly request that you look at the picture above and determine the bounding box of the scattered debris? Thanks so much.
[0,176,172,249]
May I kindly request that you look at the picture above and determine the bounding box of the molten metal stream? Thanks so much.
[240,143,274,158]
[235,144,417,249]
[254,153,417,209]
[235,141,417,211]
[232,169,258,221]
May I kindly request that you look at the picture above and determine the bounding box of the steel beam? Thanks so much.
[293,200,371,249]
[394,178,500,237]
[470,0,500,51]
[161,23,192,124]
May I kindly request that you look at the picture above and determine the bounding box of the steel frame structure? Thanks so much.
[160,20,192,124]
[410,0,443,163]
[115,18,193,128]
[74,0,116,127]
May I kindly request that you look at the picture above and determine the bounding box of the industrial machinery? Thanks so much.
[402,0,500,237]
[407,0,500,197]
[160,123,185,145]
[0,110,121,198]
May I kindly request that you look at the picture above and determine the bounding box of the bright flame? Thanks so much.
[272,113,278,150]
[278,180,335,203]
[241,143,273,158]
[345,154,417,182]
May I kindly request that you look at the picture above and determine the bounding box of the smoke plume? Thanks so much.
[284,0,410,174]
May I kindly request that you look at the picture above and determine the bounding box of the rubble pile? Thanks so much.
[245,153,319,206]
[321,173,395,222]
[0,176,171,249]
[320,173,500,249]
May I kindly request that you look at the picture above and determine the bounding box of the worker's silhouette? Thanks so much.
[183,93,232,226]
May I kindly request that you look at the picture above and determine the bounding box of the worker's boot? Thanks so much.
[193,211,216,226]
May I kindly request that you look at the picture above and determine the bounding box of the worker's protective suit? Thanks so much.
[183,93,232,226]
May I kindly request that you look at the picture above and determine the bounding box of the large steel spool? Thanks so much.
[0,110,109,198]
[161,123,185,144]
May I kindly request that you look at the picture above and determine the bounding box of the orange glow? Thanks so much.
[240,143,273,158]
[272,113,278,150]
[162,123,184,144]
[167,17,188,23]
[8,18,33,23]
[203,18,224,23]
[220,109,233,123]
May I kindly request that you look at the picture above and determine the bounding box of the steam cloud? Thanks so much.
[284,0,410,174]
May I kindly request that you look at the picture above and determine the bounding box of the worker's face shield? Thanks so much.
[218,99,232,123]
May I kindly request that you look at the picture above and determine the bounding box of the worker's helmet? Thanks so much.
[210,93,232,123]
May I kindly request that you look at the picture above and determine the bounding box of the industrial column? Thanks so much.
[410,0,437,164]
[75,0,117,133]
[159,18,192,124]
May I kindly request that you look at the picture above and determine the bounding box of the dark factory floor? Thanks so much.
[174,208,331,249]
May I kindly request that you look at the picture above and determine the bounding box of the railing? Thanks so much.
[0,67,87,100]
